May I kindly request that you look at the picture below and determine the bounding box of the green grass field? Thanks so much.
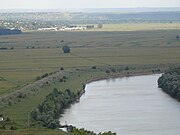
[0,27,180,134]
[91,23,180,31]
[0,30,180,94]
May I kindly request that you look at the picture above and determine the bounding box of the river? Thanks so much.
[59,74,180,135]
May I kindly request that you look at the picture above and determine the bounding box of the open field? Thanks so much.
[0,128,68,135]
[91,23,180,31]
[0,29,180,134]
[0,30,180,94]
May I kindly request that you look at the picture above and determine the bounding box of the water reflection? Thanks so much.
[59,74,180,135]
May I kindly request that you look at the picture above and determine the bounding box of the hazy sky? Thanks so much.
[0,0,180,9]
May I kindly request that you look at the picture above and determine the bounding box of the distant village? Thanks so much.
[0,20,101,31]
[37,26,87,31]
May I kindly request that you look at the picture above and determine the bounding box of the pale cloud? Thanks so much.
[0,0,180,9]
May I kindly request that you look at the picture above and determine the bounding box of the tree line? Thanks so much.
[30,88,78,129]
[70,126,116,135]
[0,29,22,35]
[30,87,117,134]
[158,67,180,101]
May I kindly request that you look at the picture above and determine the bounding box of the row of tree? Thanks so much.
[158,67,180,100]
[70,127,116,135]
[0,29,22,35]
[30,87,117,134]
[30,88,79,129]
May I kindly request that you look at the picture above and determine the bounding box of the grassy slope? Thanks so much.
[90,23,180,31]
[0,28,180,134]
[0,128,68,135]
[0,30,180,94]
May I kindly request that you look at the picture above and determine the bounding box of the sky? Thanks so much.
[0,0,180,9]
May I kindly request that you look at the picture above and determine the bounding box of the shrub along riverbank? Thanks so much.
[1,64,180,134]
[30,88,116,134]
[158,67,180,101]
[30,88,79,129]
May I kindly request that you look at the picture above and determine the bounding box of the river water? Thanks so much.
[59,74,180,135]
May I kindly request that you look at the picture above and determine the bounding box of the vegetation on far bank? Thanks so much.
[158,67,180,101]
[0,28,22,35]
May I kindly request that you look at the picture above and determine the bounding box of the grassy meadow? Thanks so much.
[0,30,180,94]
[91,23,180,31]
[0,26,180,134]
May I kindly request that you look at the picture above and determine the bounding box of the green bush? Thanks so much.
[10,125,17,130]
[30,88,77,129]
[158,67,180,100]
[62,45,70,53]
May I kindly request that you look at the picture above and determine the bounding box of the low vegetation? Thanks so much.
[158,67,180,101]
[0,28,22,35]
[0,29,180,134]
[30,88,79,129]
[62,45,71,53]
[0,115,17,130]
[36,73,49,80]
[70,127,116,135]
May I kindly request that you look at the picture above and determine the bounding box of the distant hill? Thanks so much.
[1,11,180,24]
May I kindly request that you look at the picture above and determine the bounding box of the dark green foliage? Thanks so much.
[0,124,6,130]
[5,117,11,122]
[176,35,180,39]
[0,47,8,50]
[82,84,86,90]
[8,101,12,106]
[47,120,59,129]
[92,66,96,69]
[36,73,49,80]
[30,88,77,129]
[152,69,161,73]
[10,125,17,130]
[36,76,41,81]
[59,78,63,82]
[0,115,17,130]
[158,67,180,101]
[98,131,116,135]
[70,126,116,135]
[0,29,22,35]
[62,45,70,53]
[60,67,64,70]
[63,76,67,80]
[111,68,116,73]
[87,25,94,29]
[125,66,130,70]
[105,70,110,74]
[31,108,40,120]
[41,73,49,78]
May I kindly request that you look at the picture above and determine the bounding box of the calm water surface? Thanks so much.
[59,74,180,135]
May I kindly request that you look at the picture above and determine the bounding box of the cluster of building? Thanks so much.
[0,20,98,31]
[38,26,87,31]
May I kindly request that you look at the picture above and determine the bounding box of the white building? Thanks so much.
[0,117,4,122]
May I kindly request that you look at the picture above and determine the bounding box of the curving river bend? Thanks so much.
[59,74,180,135]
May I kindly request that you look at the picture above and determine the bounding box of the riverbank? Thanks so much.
[1,63,180,135]
[60,73,180,135]
[85,70,161,85]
